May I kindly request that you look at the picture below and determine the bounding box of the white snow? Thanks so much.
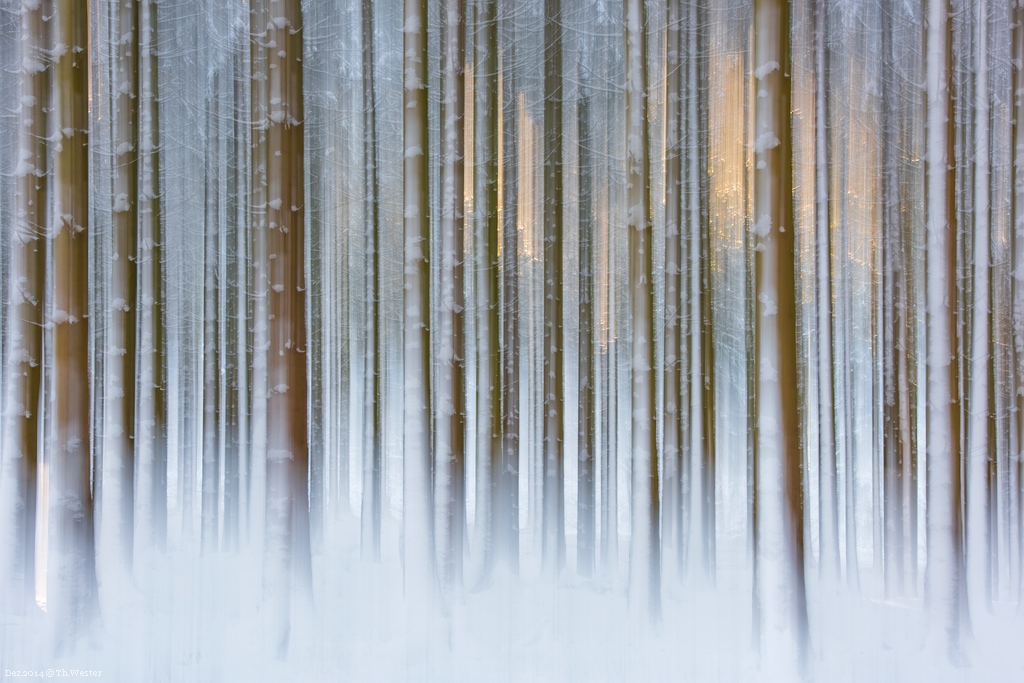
[753,60,779,80]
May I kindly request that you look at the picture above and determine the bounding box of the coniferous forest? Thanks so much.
[1,0,1024,681]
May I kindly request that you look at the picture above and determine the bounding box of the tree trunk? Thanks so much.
[694,0,715,583]
[403,0,435,598]
[105,0,139,571]
[577,80,596,578]
[751,0,808,670]
[923,0,968,660]
[435,0,467,596]
[625,0,660,622]
[202,69,222,554]
[813,0,839,585]
[541,0,565,576]
[498,1,519,573]
[134,0,167,569]
[1012,0,1024,612]
[966,0,994,618]
[661,0,683,581]
[49,0,98,651]
[471,0,500,583]
[1,0,48,612]
[248,0,269,555]
[360,0,383,564]
[259,0,313,656]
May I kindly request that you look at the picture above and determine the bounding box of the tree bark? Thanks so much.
[661,0,683,580]
[751,0,808,670]
[498,0,519,572]
[472,0,500,582]
[923,0,968,660]
[625,0,660,621]
[577,78,596,578]
[694,0,715,583]
[259,0,313,656]
[966,0,994,617]
[813,0,839,585]
[403,0,435,598]
[105,0,139,571]
[435,0,467,596]
[541,0,565,576]
[49,0,98,651]
[134,0,167,569]
[1,0,49,613]
[359,0,383,564]
[1012,0,1024,612]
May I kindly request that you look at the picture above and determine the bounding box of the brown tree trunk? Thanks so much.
[1,0,49,612]
[259,0,312,657]
[751,0,808,670]
[541,0,565,576]
[625,0,659,621]
[48,0,98,651]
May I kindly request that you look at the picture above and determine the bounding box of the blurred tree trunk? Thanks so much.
[693,0,715,583]
[360,0,383,563]
[105,0,139,570]
[472,0,500,584]
[923,0,968,661]
[498,0,519,572]
[134,0,167,568]
[625,0,659,621]
[751,0,808,670]
[0,0,49,613]
[202,69,222,554]
[1013,0,1024,612]
[661,0,683,580]
[541,0,565,576]
[248,0,269,553]
[403,0,435,597]
[813,0,839,585]
[49,0,98,651]
[965,0,994,617]
[576,78,595,578]
[435,0,467,596]
[259,0,313,656]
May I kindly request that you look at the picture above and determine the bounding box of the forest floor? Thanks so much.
[2,516,1022,682]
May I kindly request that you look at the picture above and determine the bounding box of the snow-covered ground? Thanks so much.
[3,518,1022,683]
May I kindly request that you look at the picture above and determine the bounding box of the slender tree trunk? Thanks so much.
[472,0,500,582]
[751,0,808,669]
[880,0,905,598]
[498,2,519,572]
[259,0,312,656]
[813,0,839,585]
[232,19,251,548]
[625,0,660,622]
[1012,0,1024,613]
[248,0,269,554]
[202,72,222,554]
[49,0,98,650]
[134,0,167,568]
[577,80,596,578]
[541,0,565,576]
[901,29,922,592]
[966,0,994,617]
[222,34,245,554]
[403,0,435,598]
[105,0,139,571]
[924,0,968,660]
[661,0,683,581]
[0,0,48,613]
[360,0,383,563]
[695,0,715,583]
[435,0,467,596]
